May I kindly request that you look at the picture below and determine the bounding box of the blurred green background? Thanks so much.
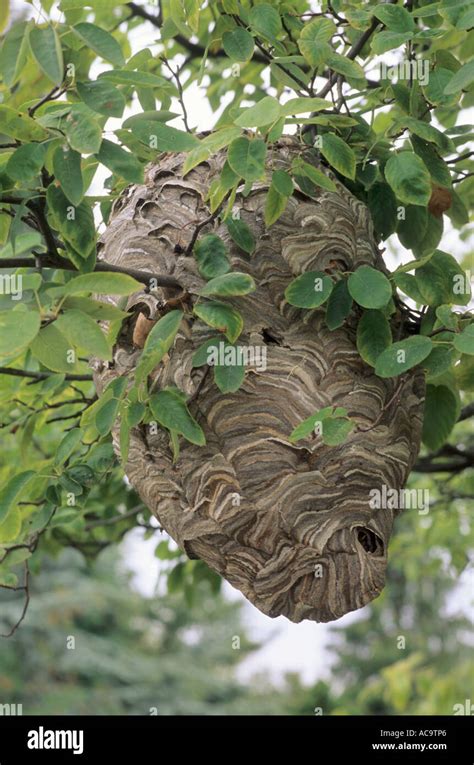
[1,430,472,716]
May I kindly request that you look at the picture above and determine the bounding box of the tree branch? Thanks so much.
[413,442,474,473]
[0,563,30,638]
[126,2,268,64]
[316,0,398,99]
[459,402,474,422]
[0,367,93,382]
[0,255,182,289]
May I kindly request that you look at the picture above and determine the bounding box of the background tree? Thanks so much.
[0,546,296,715]
[0,0,472,632]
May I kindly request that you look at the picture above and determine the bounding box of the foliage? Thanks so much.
[0,547,290,714]
[0,0,472,618]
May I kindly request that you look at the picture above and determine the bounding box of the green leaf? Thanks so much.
[194,301,243,343]
[298,18,334,66]
[0,308,40,358]
[19,274,43,292]
[122,111,181,129]
[0,22,30,88]
[6,143,46,183]
[76,80,126,118]
[443,60,474,94]
[375,336,433,378]
[29,323,78,373]
[455,354,474,391]
[95,396,120,436]
[248,3,282,38]
[357,310,392,367]
[422,384,458,451]
[142,309,183,355]
[214,345,246,394]
[453,324,474,355]
[272,169,294,197]
[62,272,142,296]
[384,152,432,206]
[423,68,457,108]
[289,406,348,442]
[325,53,365,81]
[285,271,333,309]
[46,186,96,258]
[414,212,443,259]
[192,337,222,367]
[55,309,112,360]
[320,133,356,180]
[54,428,83,467]
[222,28,254,62]
[227,137,267,181]
[96,139,144,184]
[61,296,128,322]
[424,343,456,380]
[371,31,412,54]
[99,69,168,88]
[411,136,452,188]
[292,159,337,192]
[0,1,9,34]
[225,217,255,254]
[72,22,125,66]
[194,234,230,279]
[200,272,256,297]
[435,304,458,330]
[392,252,435,275]
[0,105,47,141]
[325,278,352,330]
[415,250,471,307]
[397,205,428,251]
[394,272,425,303]
[235,96,281,128]
[264,185,288,226]
[65,104,103,154]
[321,417,354,446]
[150,388,205,445]
[348,265,392,309]
[53,146,84,206]
[28,25,64,86]
[281,97,330,116]
[368,182,398,239]
[129,121,199,151]
[127,400,146,427]
[0,471,35,525]
[119,416,131,464]
[135,309,183,385]
[0,508,22,544]
[373,4,415,32]
[402,117,455,154]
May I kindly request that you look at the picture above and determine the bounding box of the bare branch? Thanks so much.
[0,563,31,638]
[0,255,182,289]
[0,367,93,382]
[459,402,474,422]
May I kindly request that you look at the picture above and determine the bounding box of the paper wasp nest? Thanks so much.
[94,137,425,623]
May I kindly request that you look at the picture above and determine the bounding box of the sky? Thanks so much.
[7,0,473,686]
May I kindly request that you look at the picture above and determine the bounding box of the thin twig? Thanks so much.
[160,55,191,132]
[0,563,30,638]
